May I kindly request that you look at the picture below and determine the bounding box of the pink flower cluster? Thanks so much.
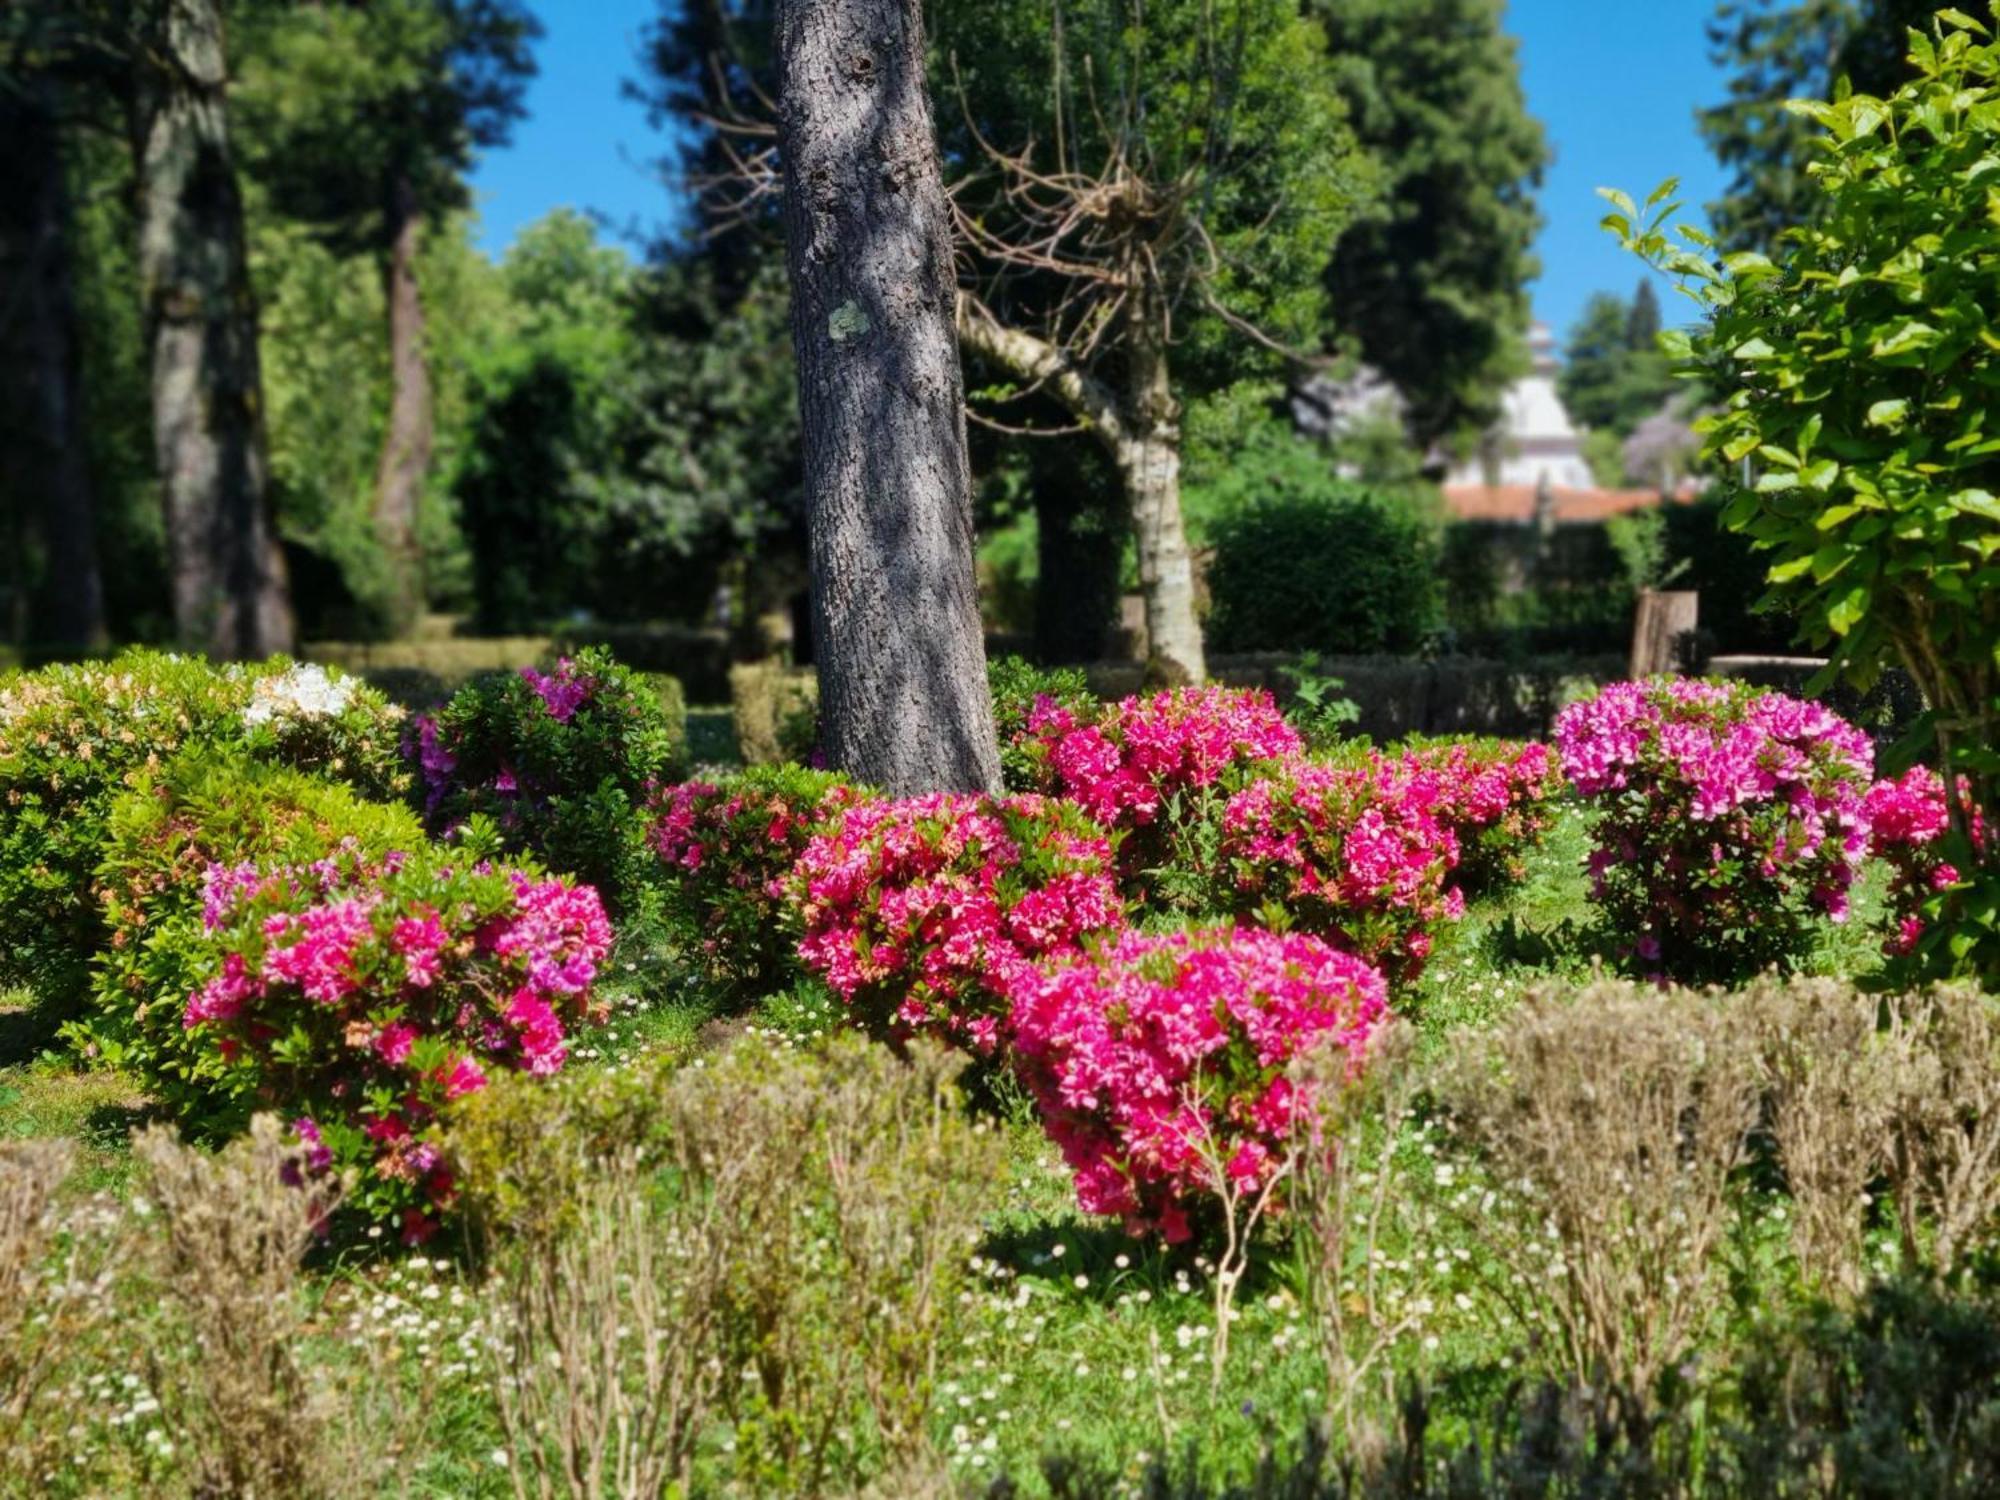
[1399,739,1565,893]
[788,792,1124,1052]
[1219,756,1463,985]
[185,845,613,1239]
[648,767,870,986]
[1008,926,1387,1242]
[1013,686,1303,884]
[1554,678,1875,981]
[1864,765,1987,958]
[521,658,594,724]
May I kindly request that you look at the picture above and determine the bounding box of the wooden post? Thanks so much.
[1629,589,1700,678]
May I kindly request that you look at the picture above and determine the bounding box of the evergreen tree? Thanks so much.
[1312,0,1549,445]
[1558,285,1677,448]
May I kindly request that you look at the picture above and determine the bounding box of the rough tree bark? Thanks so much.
[957,294,1208,683]
[0,76,107,655]
[776,0,1001,794]
[133,0,294,659]
[372,170,432,633]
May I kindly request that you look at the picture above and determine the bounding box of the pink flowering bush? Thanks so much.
[1008,925,1387,1242]
[1010,686,1303,893]
[179,832,613,1240]
[787,793,1123,1053]
[1218,754,1464,986]
[408,647,682,916]
[1397,736,1566,895]
[1555,678,1874,983]
[1864,765,1990,965]
[649,764,871,991]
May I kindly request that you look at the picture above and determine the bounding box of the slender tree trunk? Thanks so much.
[373,171,431,635]
[0,77,107,656]
[776,0,1001,794]
[956,293,1208,683]
[134,0,294,659]
[1115,287,1204,684]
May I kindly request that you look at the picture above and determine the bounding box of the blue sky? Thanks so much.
[467,0,1733,341]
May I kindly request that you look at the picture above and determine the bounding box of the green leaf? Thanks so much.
[1826,584,1872,635]
[1768,554,1816,583]
[1644,177,1682,209]
[1935,8,1988,35]
[1734,337,1777,360]
[1816,503,1864,530]
[1872,321,1940,358]
[1596,186,1638,220]
[1803,458,1841,490]
[1949,488,2000,521]
[1866,398,1911,428]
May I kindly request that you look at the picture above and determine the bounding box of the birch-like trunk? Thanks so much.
[372,171,431,633]
[134,0,294,658]
[956,293,1207,683]
[1117,292,1205,684]
[777,0,1001,794]
[0,77,107,654]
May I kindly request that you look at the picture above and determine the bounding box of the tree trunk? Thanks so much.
[0,77,107,656]
[776,0,1001,795]
[373,171,431,635]
[1118,289,1205,684]
[134,0,294,659]
[956,293,1207,683]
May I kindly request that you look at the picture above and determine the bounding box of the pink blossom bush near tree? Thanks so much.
[1218,756,1464,986]
[1555,678,1874,983]
[183,840,613,1240]
[1008,925,1387,1243]
[788,793,1124,1053]
[1010,686,1303,891]
[1865,765,1990,960]
[649,766,871,992]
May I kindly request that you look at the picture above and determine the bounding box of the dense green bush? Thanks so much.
[0,653,406,1015]
[411,647,683,917]
[74,754,426,1130]
[1206,488,1441,655]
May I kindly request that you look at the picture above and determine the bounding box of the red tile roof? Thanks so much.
[1440,484,1697,523]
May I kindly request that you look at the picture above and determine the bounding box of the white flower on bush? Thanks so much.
[243,663,356,726]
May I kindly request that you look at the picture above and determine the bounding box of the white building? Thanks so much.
[1444,321,1596,492]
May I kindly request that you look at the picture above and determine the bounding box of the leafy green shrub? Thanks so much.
[72,754,425,1127]
[648,765,870,994]
[0,652,406,1014]
[1614,12,2000,978]
[987,655,1096,790]
[410,646,682,916]
[728,661,818,766]
[1207,487,1442,655]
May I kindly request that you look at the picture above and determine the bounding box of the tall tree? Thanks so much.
[0,36,107,654]
[235,0,536,631]
[132,0,294,657]
[941,0,1374,683]
[1312,0,1548,445]
[776,0,1001,793]
[1699,0,1932,252]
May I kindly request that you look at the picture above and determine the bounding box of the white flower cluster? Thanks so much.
[243,663,356,727]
